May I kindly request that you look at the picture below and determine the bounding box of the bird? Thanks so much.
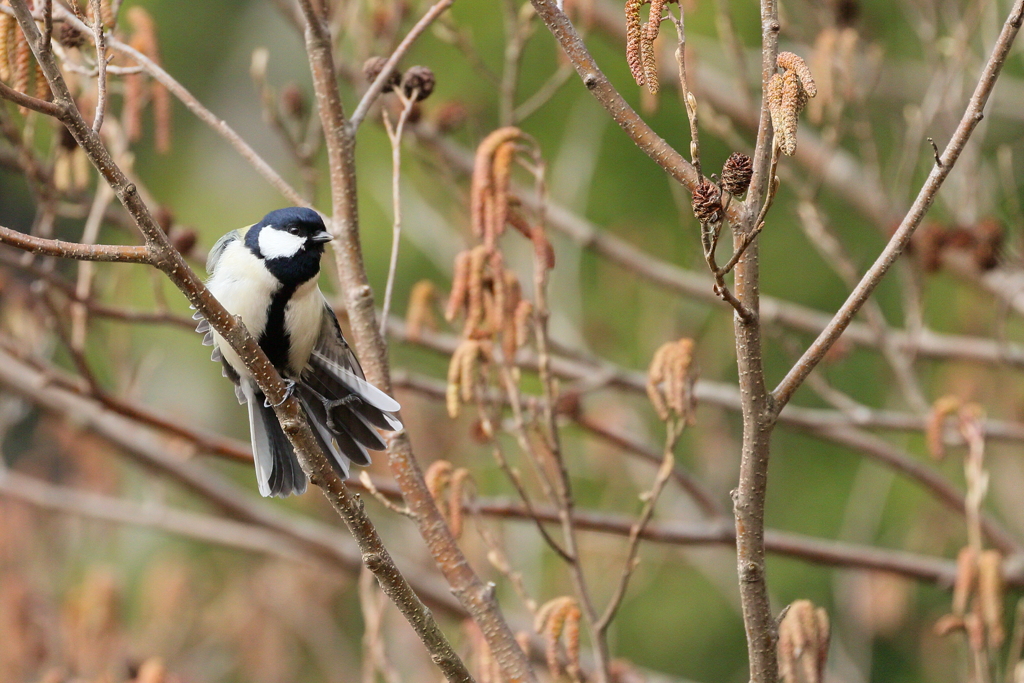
[194,207,402,497]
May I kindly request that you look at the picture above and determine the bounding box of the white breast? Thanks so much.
[206,239,288,379]
[285,279,324,375]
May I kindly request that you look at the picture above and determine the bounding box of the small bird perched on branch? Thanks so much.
[195,207,402,497]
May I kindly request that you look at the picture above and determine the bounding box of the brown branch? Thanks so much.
[0,224,153,263]
[0,77,62,116]
[295,2,523,680]
[773,0,1024,410]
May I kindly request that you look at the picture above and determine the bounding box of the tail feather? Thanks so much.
[244,383,307,497]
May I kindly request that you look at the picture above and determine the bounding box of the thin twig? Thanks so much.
[596,419,683,631]
[90,0,107,133]
[379,92,418,338]
[0,224,152,263]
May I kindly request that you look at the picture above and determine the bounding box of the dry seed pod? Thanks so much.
[401,65,435,101]
[721,152,753,197]
[691,178,723,225]
[406,280,438,341]
[926,395,962,461]
[777,51,818,97]
[778,600,830,683]
[363,56,400,92]
[978,549,1005,648]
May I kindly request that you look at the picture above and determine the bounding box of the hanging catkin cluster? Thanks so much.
[766,51,817,156]
[936,547,1005,651]
[445,246,531,356]
[471,126,527,250]
[778,600,831,683]
[404,279,438,341]
[624,0,677,94]
[123,7,171,153]
[534,596,582,682]
[436,128,553,419]
[424,459,473,538]
[646,338,697,423]
[445,338,492,419]
[0,6,46,111]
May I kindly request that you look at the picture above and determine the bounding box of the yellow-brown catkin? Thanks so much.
[445,250,471,323]
[777,51,817,97]
[952,546,977,616]
[926,395,962,461]
[490,141,517,242]
[406,280,438,341]
[625,0,646,86]
[778,70,803,156]
[513,299,533,348]
[766,72,785,140]
[446,348,463,418]
[458,340,480,403]
[0,13,13,82]
[13,30,30,97]
[471,127,521,239]
[978,550,1005,648]
[465,246,489,335]
[640,30,658,94]
[123,71,144,142]
[448,467,471,538]
[424,460,453,514]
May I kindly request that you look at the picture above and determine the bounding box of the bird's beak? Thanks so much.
[312,231,334,243]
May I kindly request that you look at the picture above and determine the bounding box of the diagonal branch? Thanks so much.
[772,0,1024,411]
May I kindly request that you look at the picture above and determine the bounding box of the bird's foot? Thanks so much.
[321,394,362,431]
[264,379,296,408]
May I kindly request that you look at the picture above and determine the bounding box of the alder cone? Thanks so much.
[721,152,753,197]
[691,179,724,225]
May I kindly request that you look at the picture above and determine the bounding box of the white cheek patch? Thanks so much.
[258,227,306,259]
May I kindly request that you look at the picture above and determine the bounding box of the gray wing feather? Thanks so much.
[206,227,246,275]
[308,299,402,416]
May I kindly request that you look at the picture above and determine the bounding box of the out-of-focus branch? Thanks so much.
[52,5,306,207]
[773,0,1024,410]
[295,2,527,680]
[0,78,63,116]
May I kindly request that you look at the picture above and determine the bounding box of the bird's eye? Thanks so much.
[289,227,300,235]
